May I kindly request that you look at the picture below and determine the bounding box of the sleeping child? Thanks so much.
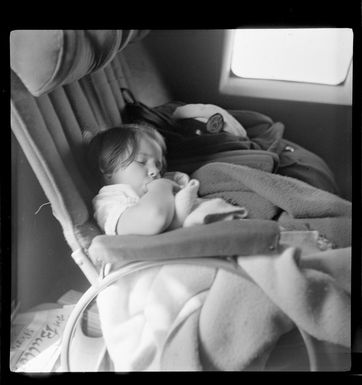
[85,123,248,370]
[86,123,247,237]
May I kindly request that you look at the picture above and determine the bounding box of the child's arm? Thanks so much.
[116,179,178,235]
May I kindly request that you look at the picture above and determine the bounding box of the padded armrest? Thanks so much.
[88,219,280,268]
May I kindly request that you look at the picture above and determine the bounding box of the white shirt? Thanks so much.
[93,172,190,235]
[93,184,140,235]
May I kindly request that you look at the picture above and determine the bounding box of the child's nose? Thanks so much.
[148,168,160,179]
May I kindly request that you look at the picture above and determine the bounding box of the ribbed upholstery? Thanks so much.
[104,65,126,112]
[89,70,121,128]
[11,49,145,253]
[35,94,90,203]
[115,54,136,93]
[11,71,90,250]
[63,82,100,135]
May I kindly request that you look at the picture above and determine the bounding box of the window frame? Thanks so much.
[219,29,353,105]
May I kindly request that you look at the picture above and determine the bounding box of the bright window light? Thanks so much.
[231,29,353,85]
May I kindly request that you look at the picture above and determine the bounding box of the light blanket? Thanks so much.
[165,171,248,229]
[96,163,352,371]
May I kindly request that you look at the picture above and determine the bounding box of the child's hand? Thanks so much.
[168,179,200,230]
[147,178,181,194]
[117,178,179,236]
[164,171,190,188]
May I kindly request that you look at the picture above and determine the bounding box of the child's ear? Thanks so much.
[101,172,113,185]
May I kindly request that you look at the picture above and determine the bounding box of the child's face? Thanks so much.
[108,136,164,196]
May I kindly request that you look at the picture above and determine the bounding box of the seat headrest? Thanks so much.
[10,29,149,97]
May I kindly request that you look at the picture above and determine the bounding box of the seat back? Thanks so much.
[10,30,280,285]
[10,30,157,256]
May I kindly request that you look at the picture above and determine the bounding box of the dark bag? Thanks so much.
[120,88,252,159]
[120,90,339,194]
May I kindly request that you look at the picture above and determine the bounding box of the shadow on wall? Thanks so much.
[143,30,352,201]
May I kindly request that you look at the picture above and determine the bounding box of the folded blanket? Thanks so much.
[97,245,351,371]
[160,246,351,371]
[169,177,248,230]
[192,162,351,247]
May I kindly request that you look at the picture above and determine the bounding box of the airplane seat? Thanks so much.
[10,30,349,372]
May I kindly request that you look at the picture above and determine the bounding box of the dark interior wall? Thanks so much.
[143,29,352,201]
[12,134,89,311]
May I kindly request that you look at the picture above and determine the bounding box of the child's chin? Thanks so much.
[139,186,148,197]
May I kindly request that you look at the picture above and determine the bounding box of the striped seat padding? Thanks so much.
[10,51,147,251]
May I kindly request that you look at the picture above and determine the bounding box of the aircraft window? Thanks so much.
[231,29,353,86]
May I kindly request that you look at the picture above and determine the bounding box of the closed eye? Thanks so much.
[155,160,163,170]
[135,157,163,172]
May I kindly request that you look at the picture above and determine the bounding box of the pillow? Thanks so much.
[10,30,149,96]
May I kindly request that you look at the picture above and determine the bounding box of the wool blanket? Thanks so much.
[192,162,351,248]
[96,163,352,372]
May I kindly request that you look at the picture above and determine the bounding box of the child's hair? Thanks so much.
[86,123,166,187]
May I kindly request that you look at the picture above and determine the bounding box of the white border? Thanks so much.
[219,30,353,106]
